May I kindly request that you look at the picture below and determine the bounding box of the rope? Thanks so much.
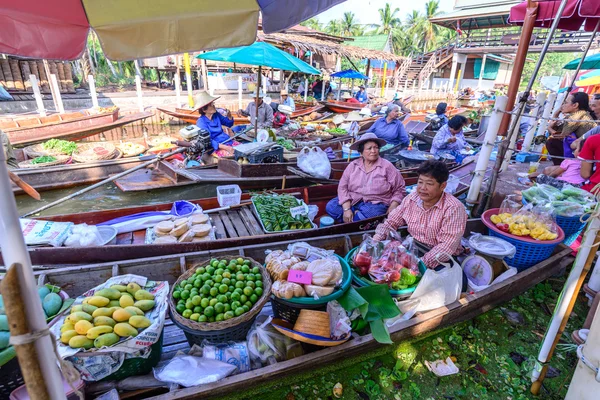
[10,329,84,400]
[576,344,600,383]
[499,109,600,124]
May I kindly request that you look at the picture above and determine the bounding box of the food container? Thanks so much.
[341,143,360,160]
[319,216,334,228]
[10,377,85,400]
[98,226,118,246]
[251,197,317,234]
[217,185,242,207]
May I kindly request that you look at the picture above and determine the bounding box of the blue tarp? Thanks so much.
[330,69,368,80]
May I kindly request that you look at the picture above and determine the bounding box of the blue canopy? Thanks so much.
[330,69,368,80]
[564,53,600,70]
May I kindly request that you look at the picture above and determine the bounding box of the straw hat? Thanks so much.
[278,104,293,115]
[345,111,363,122]
[341,92,352,100]
[280,89,289,96]
[350,132,386,151]
[271,310,349,347]
[194,91,220,111]
[359,107,372,117]
[332,114,345,125]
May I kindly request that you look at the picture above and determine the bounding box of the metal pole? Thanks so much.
[567,20,600,91]
[304,77,308,102]
[535,92,556,138]
[478,54,487,89]
[522,92,546,152]
[88,74,99,108]
[29,75,46,117]
[321,78,326,101]
[238,76,243,110]
[135,75,144,113]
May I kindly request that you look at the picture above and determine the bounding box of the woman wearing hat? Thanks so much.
[342,92,360,104]
[355,85,368,104]
[195,91,238,157]
[280,90,295,112]
[326,133,406,223]
[369,104,410,148]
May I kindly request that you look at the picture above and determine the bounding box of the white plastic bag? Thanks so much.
[202,341,251,374]
[297,147,331,180]
[64,224,104,247]
[153,355,236,387]
[467,267,518,293]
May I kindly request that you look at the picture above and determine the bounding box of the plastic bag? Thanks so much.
[468,233,516,259]
[202,341,251,374]
[353,234,383,277]
[550,201,585,217]
[153,355,236,387]
[511,203,558,240]
[368,235,421,290]
[297,147,331,180]
[20,219,72,247]
[287,242,335,261]
[467,267,518,293]
[327,301,352,341]
[64,224,104,247]
[247,316,294,365]
[499,194,522,215]
[444,174,460,194]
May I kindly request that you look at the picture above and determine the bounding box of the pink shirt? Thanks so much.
[558,159,585,185]
[338,157,406,206]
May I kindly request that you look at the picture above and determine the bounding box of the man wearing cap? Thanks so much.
[280,90,296,112]
[355,85,368,104]
[237,90,274,129]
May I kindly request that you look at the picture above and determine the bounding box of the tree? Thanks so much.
[422,0,442,51]
[520,53,578,90]
[301,17,322,32]
[374,3,401,35]
[340,12,362,36]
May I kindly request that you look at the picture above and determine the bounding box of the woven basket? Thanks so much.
[147,136,177,147]
[23,144,69,159]
[168,256,272,343]
[72,142,118,163]
[18,155,70,169]
[117,142,146,158]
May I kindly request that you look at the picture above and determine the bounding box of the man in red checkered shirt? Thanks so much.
[373,160,467,270]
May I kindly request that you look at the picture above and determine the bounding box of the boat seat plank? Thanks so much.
[218,211,238,238]
[132,230,147,245]
[210,214,227,240]
[226,210,250,237]
[239,206,264,236]
[116,232,133,245]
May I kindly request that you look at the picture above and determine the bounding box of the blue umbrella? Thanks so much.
[330,69,368,80]
[564,53,600,70]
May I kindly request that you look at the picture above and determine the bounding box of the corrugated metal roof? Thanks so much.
[345,35,390,51]
[430,3,516,30]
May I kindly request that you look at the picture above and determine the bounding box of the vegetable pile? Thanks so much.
[42,139,78,155]
[276,138,295,150]
[288,128,308,138]
[172,258,264,322]
[31,155,57,164]
[522,184,596,217]
[325,127,347,136]
[252,194,313,232]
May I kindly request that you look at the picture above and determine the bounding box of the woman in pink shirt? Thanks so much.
[529,140,586,188]
[326,133,406,223]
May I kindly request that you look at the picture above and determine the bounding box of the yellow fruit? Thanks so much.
[94,332,120,348]
[93,316,116,327]
[119,296,134,308]
[112,309,133,322]
[82,297,91,305]
[120,292,133,299]
[124,306,144,316]
[134,290,154,301]
[92,308,113,318]
[69,335,94,349]
[113,323,138,338]
[108,300,120,308]
[75,320,93,335]
[60,323,75,333]
[70,305,83,313]
[129,315,151,329]
[126,283,141,295]
[95,288,121,300]
[134,300,155,312]
[70,312,93,323]
[110,285,128,292]
[82,304,98,314]
[86,326,113,339]
[64,316,72,324]
[87,296,110,307]
[490,215,501,224]
[60,330,78,344]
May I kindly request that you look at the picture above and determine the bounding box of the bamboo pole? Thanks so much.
[89,75,99,108]
[0,63,4,89]
[522,92,546,152]
[64,63,75,93]
[36,61,49,92]
[56,62,67,92]
[255,66,261,137]
[381,62,387,98]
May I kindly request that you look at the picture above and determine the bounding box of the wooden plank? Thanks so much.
[239,206,264,236]
[218,211,238,238]
[226,210,250,237]
[210,214,227,240]
[115,232,133,245]
[132,230,146,245]
[147,246,573,400]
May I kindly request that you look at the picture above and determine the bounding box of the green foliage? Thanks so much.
[520,53,579,90]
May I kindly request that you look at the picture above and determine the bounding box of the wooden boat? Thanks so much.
[0,109,153,146]
[322,100,364,113]
[412,130,484,148]
[404,107,468,124]
[26,228,573,400]
[11,161,479,266]
[156,104,325,126]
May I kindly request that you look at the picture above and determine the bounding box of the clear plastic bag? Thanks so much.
[499,194,522,215]
[368,233,421,290]
[201,341,251,374]
[297,147,331,179]
[247,316,293,365]
[153,355,236,387]
[64,224,104,247]
[468,233,516,259]
[327,301,351,341]
[287,242,335,261]
[353,234,383,277]
[509,204,559,240]
[550,201,586,217]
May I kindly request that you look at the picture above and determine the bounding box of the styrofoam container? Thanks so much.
[217,185,242,207]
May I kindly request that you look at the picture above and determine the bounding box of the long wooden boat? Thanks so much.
[156,104,325,126]
[11,161,479,266]
[0,109,153,146]
[26,228,573,400]
[404,107,468,124]
[322,100,364,113]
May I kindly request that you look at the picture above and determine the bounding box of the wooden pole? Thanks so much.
[304,77,308,102]
[255,66,261,137]
[42,60,58,111]
[174,68,182,108]
[238,76,243,110]
[478,54,487,89]
[381,62,387,98]
[134,59,142,77]
[49,74,64,114]
[29,75,46,117]
[201,55,209,91]
[135,75,144,112]
[88,75,99,108]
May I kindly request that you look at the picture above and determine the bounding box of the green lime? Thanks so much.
[181,279,188,287]
[216,313,224,322]
[209,298,218,307]
[215,268,224,276]
[225,292,232,300]
[234,307,244,316]
[201,285,211,295]
[202,273,211,282]
[250,294,258,304]
[244,260,252,266]
[252,266,259,274]
[224,311,234,320]
[222,271,231,279]
[176,304,185,314]
[173,290,181,299]
[231,301,241,310]
[246,274,256,282]
[243,287,253,296]
[235,281,245,289]
[213,282,220,288]
[224,303,231,312]
[236,273,245,281]
[244,301,252,309]
[210,287,219,297]
[228,286,235,292]
[240,294,248,303]
[209,316,216,322]
[218,262,227,269]
[222,278,231,286]
[184,284,193,291]
[200,298,210,308]
[246,281,256,289]
[206,280,214,287]
[219,284,228,294]
[185,300,194,309]
[193,306,202,314]
[237,257,245,265]
[255,287,263,297]
[190,313,200,321]
[217,295,227,303]
[234,288,243,295]
[215,302,225,314]
[198,266,207,274]
[177,299,185,306]
[214,275,223,283]
[241,265,250,273]
[231,292,241,301]
[210,259,218,267]
[255,273,262,281]
[181,290,190,300]
[194,279,202,288]
[242,305,250,312]
[198,315,208,322]
[204,306,215,317]
[182,309,193,319]
[206,266,216,275]
[192,295,202,306]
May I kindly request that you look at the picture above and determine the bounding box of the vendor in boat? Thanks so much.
[369,104,410,148]
[326,133,406,223]
[195,91,238,157]
[373,160,468,271]
[430,115,469,157]
[391,92,411,115]
[280,90,296,112]
[355,85,368,104]
[435,102,449,127]
[1,129,19,169]
[342,92,360,104]
[237,90,274,130]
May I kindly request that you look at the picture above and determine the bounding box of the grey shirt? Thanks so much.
[583,125,600,139]
[241,101,274,129]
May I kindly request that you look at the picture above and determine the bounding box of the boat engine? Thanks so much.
[425,114,443,131]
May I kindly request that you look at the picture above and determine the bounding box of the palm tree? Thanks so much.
[325,19,343,36]
[422,0,442,51]
[375,3,401,35]
[340,12,361,37]
[301,17,323,32]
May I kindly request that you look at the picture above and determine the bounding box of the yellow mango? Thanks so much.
[82,304,98,315]
[129,315,151,329]
[93,316,116,327]
[70,305,83,313]
[86,326,113,339]
[134,300,155,312]
[94,333,120,348]
[60,323,75,333]
[64,316,72,324]
[124,306,144,316]
[95,288,122,300]
[74,320,93,335]
[70,312,93,323]
[112,308,133,322]
[133,290,154,301]
[92,308,113,318]
[87,296,110,307]
[110,285,128,292]
[119,295,134,308]
[108,300,120,308]
[60,330,78,345]
[126,282,142,296]
[82,297,91,305]
[69,335,94,349]
[113,323,138,338]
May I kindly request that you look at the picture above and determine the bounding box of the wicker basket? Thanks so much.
[72,142,118,163]
[168,256,272,344]
[18,155,70,169]
[23,144,69,159]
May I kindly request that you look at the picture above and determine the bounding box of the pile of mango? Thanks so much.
[490,213,558,241]
[60,283,155,350]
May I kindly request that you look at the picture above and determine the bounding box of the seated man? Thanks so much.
[430,115,469,157]
[236,90,274,134]
[373,160,467,273]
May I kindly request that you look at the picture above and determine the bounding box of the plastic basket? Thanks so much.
[0,355,24,400]
[234,146,284,164]
[100,333,164,381]
[217,185,242,207]
[522,197,588,245]
[482,209,564,271]
[345,247,427,298]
